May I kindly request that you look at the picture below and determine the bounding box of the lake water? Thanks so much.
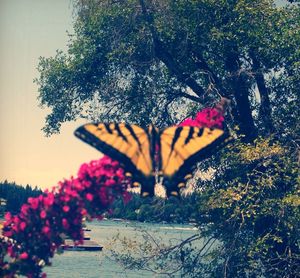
[44,220,199,278]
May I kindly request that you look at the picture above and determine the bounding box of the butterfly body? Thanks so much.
[75,123,228,198]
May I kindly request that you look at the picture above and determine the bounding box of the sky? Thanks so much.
[0,0,101,190]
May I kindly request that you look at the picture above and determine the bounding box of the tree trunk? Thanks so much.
[250,50,275,135]
[225,49,257,141]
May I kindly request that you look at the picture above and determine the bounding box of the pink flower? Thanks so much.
[43,193,54,206]
[13,216,20,224]
[85,193,94,201]
[7,245,15,257]
[81,208,88,216]
[20,222,27,231]
[42,226,50,234]
[62,218,69,229]
[74,179,86,190]
[21,204,30,216]
[61,194,71,202]
[63,205,70,213]
[28,197,39,210]
[40,210,47,219]
[11,216,21,232]
[12,226,19,232]
[105,179,116,187]
[115,169,124,178]
[179,118,200,127]
[4,212,12,221]
[111,160,120,167]
[195,108,224,129]
[3,230,13,237]
[20,252,28,260]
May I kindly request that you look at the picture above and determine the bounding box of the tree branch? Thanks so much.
[191,47,231,99]
[175,91,202,102]
[138,0,206,99]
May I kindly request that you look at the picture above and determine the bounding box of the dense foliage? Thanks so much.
[195,138,300,277]
[34,0,300,277]
[0,181,42,216]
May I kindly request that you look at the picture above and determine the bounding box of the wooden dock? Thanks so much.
[63,239,103,251]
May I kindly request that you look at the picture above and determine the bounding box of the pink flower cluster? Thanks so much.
[180,107,224,129]
[0,156,130,278]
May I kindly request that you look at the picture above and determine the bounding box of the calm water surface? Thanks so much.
[45,220,199,278]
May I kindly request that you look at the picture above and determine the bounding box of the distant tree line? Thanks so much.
[109,192,198,224]
[0,181,42,216]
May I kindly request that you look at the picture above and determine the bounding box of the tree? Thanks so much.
[0,181,42,215]
[36,0,298,140]
[36,0,300,277]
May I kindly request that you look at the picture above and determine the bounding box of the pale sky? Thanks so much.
[0,0,101,190]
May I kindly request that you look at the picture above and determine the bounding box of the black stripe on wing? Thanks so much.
[160,127,230,198]
[74,123,155,197]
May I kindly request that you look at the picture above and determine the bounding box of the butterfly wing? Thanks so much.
[159,126,228,197]
[74,123,155,197]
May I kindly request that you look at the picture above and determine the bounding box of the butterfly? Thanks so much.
[74,123,229,198]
